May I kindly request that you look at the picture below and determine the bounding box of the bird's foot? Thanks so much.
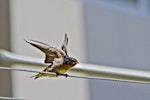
[64,74,68,78]
[56,73,68,78]
[56,73,59,77]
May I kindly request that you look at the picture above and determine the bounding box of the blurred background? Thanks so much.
[1,0,150,100]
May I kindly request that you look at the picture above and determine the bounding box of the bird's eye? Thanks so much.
[64,59,69,64]
[64,61,68,64]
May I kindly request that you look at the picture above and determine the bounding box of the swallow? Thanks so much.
[25,34,78,79]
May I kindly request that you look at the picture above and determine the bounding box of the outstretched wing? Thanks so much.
[25,39,66,63]
[61,33,68,55]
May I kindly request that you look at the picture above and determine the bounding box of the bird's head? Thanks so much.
[64,56,78,66]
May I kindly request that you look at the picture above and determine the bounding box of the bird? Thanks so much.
[25,33,78,79]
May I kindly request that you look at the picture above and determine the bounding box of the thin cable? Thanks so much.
[0,66,56,75]
[0,96,25,100]
[67,74,150,84]
[0,66,150,85]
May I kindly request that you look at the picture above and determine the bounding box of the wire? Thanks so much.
[0,96,25,100]
[0,66,150,85]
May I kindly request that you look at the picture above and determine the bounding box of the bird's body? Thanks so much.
[26,34,78,79]
[34,62,76,79]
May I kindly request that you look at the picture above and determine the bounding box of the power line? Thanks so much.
[0,66,150,85]
[1,50,150,84]
[0,96,25,100]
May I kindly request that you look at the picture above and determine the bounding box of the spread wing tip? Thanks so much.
[24,39,35,45]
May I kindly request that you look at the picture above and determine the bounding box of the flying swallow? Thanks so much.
[25,34,78,79]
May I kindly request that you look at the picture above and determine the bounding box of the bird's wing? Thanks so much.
[61,33,68,55]
[25,39,66,63]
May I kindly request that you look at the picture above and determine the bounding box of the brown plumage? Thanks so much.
[25,34,78,79]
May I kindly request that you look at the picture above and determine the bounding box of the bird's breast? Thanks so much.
[55,64,74,74]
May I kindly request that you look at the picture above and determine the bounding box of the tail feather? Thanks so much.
[30,74,40,79]
[30,73,57,79]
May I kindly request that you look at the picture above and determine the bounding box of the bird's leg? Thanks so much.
[56,73,68,78]
[56,73,60,77]
[64,74,68,78]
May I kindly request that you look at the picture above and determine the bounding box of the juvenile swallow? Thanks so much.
[25,34,78,79]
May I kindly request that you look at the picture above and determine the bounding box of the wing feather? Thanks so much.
[25,39,66,63]
[61,33,68,55]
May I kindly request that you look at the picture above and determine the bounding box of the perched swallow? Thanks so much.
[25,34,78,79]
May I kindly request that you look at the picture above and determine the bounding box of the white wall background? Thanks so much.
[9,0,150,100]
[9,0,88,100]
